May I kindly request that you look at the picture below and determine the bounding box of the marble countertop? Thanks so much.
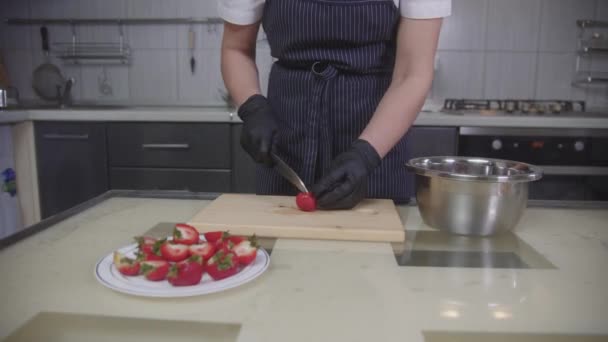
[0,195,606,341]
[2,106,608,128]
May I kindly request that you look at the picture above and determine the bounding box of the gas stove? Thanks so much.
[441,99,606,117]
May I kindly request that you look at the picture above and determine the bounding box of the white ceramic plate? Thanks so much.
[95,240,270,298]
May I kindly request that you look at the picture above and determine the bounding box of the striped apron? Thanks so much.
[257,0,409,203]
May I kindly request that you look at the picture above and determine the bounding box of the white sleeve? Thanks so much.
[217,0,265,25]
[400,0,452,19]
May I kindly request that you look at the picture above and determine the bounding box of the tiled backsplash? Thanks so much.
[1,0,607,108]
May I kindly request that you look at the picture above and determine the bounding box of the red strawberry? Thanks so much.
[296,192,316,212]
[188,242,216,262]
[233,235,259,266]
[136,250,165,262]
[135,236,157,247]
[140,260,170,281]
[227,235,245,245]
[167,255,204,286]
[206,251,239,280]
[160,240,190,262]
[215,239,237,254]
[172,223,199,245]
[202,231,224,243]
[113,251,140,276]
[134,236,164,260]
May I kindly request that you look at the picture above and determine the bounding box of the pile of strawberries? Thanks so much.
[113,223,260,287]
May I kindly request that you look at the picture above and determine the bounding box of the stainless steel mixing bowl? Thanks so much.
[406,157,543,236]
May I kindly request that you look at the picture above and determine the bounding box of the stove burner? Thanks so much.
[443,99,586,115]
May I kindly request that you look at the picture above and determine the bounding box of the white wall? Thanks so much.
[1,0,607,107]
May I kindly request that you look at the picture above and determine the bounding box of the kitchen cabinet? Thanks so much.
[107,122,232,193]
[231,124,257,193]
[404,127,458,199]
[110,168,231,192]
[107,122,230,169]
[35,122,108,219]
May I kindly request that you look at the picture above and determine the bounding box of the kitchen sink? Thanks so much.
[424,331,608,342]
[4,312,241,342]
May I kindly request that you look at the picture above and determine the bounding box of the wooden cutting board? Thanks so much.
[187,194,405,242]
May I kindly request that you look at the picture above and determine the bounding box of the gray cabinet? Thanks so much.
[404,126,458,199]
[35,122,108,219]
[231,124,257,193]
[107,123,232,192]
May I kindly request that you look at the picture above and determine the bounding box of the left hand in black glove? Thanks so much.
[311,139,381,210]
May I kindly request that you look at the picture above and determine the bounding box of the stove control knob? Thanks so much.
[574,141,585,152]
[491,139,503,150]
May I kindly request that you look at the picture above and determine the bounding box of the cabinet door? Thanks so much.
[110,168,231,193]
[404,127,458,199]
[35,122,108,219]
[107,123,230,169]
[231,124,257,193]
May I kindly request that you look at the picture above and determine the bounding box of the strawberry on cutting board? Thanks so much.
[233,236,259,266]
[206,251,239,281]
[188,242,215,262]
[140,260,170,281]
[113,251,140,276]
[172,223,199,245]
[168,255,205,286]
[159,240,190,262]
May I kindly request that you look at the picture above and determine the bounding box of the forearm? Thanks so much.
[359,74,432,157]
[359,17,441,158]
[220,22,262,107]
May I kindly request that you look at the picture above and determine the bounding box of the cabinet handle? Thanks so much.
[142,143,190,150]
[42,133,89,140]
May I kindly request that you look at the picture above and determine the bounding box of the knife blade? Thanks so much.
[271,152,309,193]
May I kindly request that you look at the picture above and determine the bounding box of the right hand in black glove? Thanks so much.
[237,94,278,167]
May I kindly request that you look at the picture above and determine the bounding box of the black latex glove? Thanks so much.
[238,94,278,167]
[312,139,381,210]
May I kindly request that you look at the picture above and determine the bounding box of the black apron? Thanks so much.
[257,0,409,203]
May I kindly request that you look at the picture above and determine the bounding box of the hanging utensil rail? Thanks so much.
[6,17,224,25]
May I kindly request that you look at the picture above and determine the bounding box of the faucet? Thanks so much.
[58,78,75,108]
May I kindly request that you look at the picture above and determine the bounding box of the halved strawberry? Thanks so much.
[188,242,216,262]
[233,235,259,266]
[140,260,170,281]
[134,236,164,260]
[172,223,199,245]
[136,250,165,262]
[206,251,239,280]
[113,251,140,276]
[134,236,157,247]
[160,240,190,262]
[215,239,237,254]
[202,231,225,243]
[227,234,245,245]
[167,255,204,286]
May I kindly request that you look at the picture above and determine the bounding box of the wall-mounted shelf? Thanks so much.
[574,19,608,88]
[572,72,608,86]
[6,17,224,26]
[577,20,608,29]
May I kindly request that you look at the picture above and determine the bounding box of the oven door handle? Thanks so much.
[459,127,608,137]
[541,166,608,176]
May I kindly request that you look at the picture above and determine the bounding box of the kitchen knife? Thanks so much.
[271,152,309,193]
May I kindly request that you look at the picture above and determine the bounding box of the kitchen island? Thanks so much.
[0,193,607,341]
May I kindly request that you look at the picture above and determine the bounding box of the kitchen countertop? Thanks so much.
[0,194,607,341]
[2,106,608,128]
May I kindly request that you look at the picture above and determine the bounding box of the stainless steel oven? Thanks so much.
[458,127,608,201]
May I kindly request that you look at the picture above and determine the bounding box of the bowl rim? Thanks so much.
[406,156,544,183]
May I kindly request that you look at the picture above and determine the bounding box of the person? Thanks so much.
[219,0,451,209]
